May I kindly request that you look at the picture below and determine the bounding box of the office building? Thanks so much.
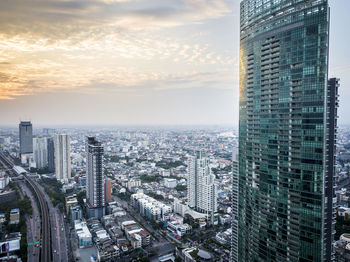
[187,150,217,220]
[33,137,48,169]
[54,134,71,183]
[19,121,33,154]
[86,137,105,218]
[47,137,55,172]
[237,0,337,261]
[19,121,33,164]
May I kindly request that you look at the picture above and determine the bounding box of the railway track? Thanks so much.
[0,152,51,262]
[24,175,51,262]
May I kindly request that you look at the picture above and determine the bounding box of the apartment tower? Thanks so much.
[54,134,71,183]
[33,137,48,169]
[47,137,55,172]
[86,137,105,218]
[187,150,217,221]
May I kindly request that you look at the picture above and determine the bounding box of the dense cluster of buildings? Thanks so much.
[72,200,151,261]
[131,192,172,221]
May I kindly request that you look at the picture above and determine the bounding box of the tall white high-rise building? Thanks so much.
[54,134,71,183]
[86,137,105,218]
[33,137,48,169]
[187,150,217,217]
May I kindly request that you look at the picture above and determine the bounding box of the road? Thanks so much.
[36,183,70,262]
[20,181,41,262]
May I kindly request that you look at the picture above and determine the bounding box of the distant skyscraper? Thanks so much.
[237,0,337,261]
[33,137,48,169]
[86,137,105,218]
[47,137,55,172]
[19,121,33,154]
[19,121,33,165]
[54,134,71,183]
[187,150,217,220]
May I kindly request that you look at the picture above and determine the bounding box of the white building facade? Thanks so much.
[33,137,48,169]
[54,134,71,183]
[131,192,172,221]
[187,151,217,217]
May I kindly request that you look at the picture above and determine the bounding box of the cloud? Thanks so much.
[151,69,237,91]
[0,0,231,38]
[0,0,235,101]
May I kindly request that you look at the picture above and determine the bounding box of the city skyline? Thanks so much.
[0,0,349,126]
[0,1,348,261]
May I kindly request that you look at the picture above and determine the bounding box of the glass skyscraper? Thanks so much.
[236,0,338,261]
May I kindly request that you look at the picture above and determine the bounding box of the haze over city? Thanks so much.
[0,0,349,126]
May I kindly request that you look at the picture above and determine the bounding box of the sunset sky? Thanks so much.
[0,0,349,126]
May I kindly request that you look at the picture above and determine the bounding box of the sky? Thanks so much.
[0,0,348,126]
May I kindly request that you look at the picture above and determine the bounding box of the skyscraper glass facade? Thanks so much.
[237,0,335,261]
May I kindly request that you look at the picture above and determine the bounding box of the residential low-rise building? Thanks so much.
[167,221,191,238]
[10,208,19,224]
[0,176,9,190]
[122,221,151,248]
[164,178,177,189]
[65,195,78,213]
[338,207,350,220]
[335,234,350,262]
[215,228,231,246]
[127,178,141,191]
[74,221,93,248]
[131,192,172,221]
[97,244,120,262]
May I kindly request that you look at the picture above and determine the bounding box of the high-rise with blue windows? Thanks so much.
[235,0,338,261]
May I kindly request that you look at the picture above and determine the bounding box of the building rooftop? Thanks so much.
[75,221,92,238]
[10,209,19,214]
